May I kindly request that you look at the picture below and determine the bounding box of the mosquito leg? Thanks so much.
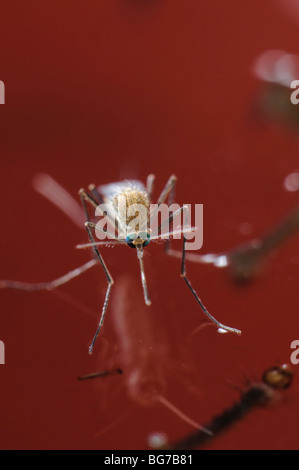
[162,201,224,266]
[146,174,155,202]
[88,184,104,205]
[78,221,121,243]
[79,187,118,237]
[78,192,115,353]
[163,175,176,252]
[79,188,99,223]
[151,205,185,239]
[85,221,114,354]
[0,259,98,291]
[148,174,178,253]
[156,175,177,205]
[149,175,177,227]
[154,205,223,274]
[181,234,241,335]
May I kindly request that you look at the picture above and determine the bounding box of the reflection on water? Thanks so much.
[252,49,299,129]
[176,186,299,282]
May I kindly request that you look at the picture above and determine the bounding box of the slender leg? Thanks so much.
[79,188,99,223]
[162,175,176,252]
[78,192,116,353]
[84,221,114,354]
[88,184,104,205]
[149,175,177,227]
[78,221,121,243]
[150,175,177,250]
[151,205,186,239]
[0,259,98,291]
[164,202,220,266]
[146,174,155,202]
[151,189,240,334]
[80,187,118,237]
[181,235,241,335]
[156,175,177,205]
[152,204,239,333]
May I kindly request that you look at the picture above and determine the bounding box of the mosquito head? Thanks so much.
[262,364,293,389]
[126,232,150,249]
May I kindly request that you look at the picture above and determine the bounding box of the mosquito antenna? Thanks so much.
[136,247,151,306]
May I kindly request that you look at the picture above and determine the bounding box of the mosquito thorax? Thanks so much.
[126,232,151,248]
[113,188,150,228]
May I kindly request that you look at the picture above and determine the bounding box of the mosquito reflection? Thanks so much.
[79,272,211,434]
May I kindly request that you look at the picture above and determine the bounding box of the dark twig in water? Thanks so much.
[78,368,123,381]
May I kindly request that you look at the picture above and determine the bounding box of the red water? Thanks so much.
[0,0,299,450]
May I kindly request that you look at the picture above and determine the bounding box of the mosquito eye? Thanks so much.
[126,234,137,248]
[139,232,150,247]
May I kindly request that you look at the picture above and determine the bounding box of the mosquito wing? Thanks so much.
[98,180,147,203]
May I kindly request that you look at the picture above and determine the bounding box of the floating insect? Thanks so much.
[0,173,241,354]
[159,364,293,450]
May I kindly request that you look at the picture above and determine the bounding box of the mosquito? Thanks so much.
[0,174,241,354]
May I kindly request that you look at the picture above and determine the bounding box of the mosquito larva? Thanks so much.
[160,364,293,450]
